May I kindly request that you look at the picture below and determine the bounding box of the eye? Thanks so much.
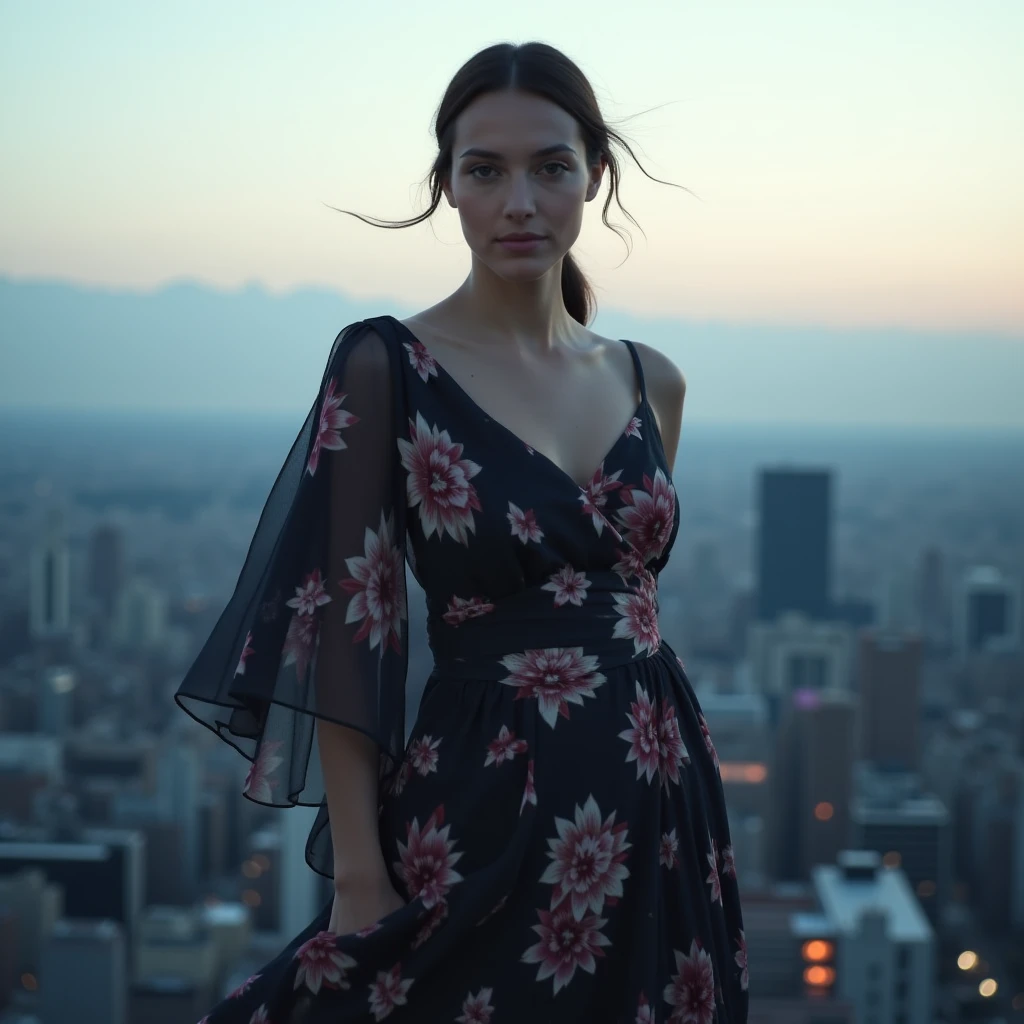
[468,165,498,180]
[541,162,570,176]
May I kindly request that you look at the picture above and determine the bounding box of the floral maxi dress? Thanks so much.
[175,314,749,1024]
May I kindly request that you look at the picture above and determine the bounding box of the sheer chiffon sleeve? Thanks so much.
[175,320,409,878]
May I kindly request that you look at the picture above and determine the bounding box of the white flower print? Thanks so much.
[234,630,254,676]
[541,565,591,607]
[615,468,677,563]
[657,702,690,789]
[456,987,495,1024]
[292,931,357,994]
[612,579,661,657]
[521,903,611,995]
[635,992,654,1024]
[356,921,382,939]
[540,794,631,920]
[442,595,495,626]
[243,740,284,802]
[578,463,624,535]
[339,510,406,654]
[388,759,412,798]
[394,806,464,909]
[706,838,723,905]
[521,759,537,814]
[612,545,647,584]
[619,682,661,784]
[664,940,716,1024]
[721,843,737,879]
[286,568,332,618]
[411,900,448,949]
[498,648,607,729]
[619,682,688,789]
[507,501,544,543]
[735,930,749,991]
[699,713,720,771]
[484,725,528,767]
[660,829,680,869]
[403,340,438,382]
[624,415,643,439]
[368,963,414,1021]
[408,735,441,776]
[398,411,482,545]
[307,377,359,477]
[282,608,318,682]
[248,1006,270,1024]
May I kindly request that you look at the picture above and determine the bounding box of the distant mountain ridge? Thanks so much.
[1,275,1021,428]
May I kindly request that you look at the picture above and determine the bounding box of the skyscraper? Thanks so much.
[756,469,833,624]
[771,689,856,881]
[29,507,72,640]
[857,631,923,771]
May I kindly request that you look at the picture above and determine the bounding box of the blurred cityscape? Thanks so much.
[0,409,1021,1024]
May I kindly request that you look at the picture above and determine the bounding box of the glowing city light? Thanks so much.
[958,951,979,971]
[804,965,836,987]
[979,978,998,998]
[802,940,834,962]
[814,801,834,821]
[882,850,901,868]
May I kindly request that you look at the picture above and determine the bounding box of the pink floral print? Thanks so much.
[498,648,607,729]
[507,501,544,543]
[395,806,464,910]
[339,510,406,654]
[307,377,359,477]
[540,794,631,919]
[292,932,357,994]
[398,411,482,545]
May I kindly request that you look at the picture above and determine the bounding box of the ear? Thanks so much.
[585,155,607,203]
[441,174,456,209]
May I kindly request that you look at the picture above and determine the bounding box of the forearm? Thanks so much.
[316,718,389,889]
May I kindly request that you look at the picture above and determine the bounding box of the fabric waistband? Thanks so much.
[426,570,660,682]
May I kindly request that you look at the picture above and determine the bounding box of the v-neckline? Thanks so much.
[387,315,646,493]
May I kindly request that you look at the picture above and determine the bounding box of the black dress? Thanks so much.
[176,314,748,1024]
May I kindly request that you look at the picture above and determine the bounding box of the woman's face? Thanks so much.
[443,89,605,282]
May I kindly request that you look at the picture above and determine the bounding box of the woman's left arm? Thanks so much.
[634,342,687,471]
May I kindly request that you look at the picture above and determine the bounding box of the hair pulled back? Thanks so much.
[330,41,688,325]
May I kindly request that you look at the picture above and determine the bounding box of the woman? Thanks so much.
[177,40,748,1024]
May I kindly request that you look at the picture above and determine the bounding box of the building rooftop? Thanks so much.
[811,850,933,942]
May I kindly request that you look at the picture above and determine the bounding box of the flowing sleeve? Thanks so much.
[174,320,409,878]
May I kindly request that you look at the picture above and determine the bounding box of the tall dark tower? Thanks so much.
[756,469,832,623]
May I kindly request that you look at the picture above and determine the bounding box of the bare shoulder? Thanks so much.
[629,340,686,468]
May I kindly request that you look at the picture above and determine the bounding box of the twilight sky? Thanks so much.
[2,0,1021,336]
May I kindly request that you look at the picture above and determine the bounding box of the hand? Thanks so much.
[328,875,406,937]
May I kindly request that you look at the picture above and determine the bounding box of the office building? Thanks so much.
[756,469,832,624]
[857,631,923,771]
[39,918,127,1024]
[851,764,951,921]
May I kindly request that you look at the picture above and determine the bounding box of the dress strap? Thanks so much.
[621,339,649,408]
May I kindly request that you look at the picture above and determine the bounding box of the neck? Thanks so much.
[448,257,580,352]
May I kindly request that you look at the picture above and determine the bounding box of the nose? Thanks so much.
[502,170,538,218]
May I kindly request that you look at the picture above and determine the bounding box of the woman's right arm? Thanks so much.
[313,327,409,923]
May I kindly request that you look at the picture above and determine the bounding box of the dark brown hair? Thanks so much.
[328,41,690,326]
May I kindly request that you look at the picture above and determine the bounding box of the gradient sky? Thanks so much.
[1,0,1022,335]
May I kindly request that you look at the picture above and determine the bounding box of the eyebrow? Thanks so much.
[458,144,577,160]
